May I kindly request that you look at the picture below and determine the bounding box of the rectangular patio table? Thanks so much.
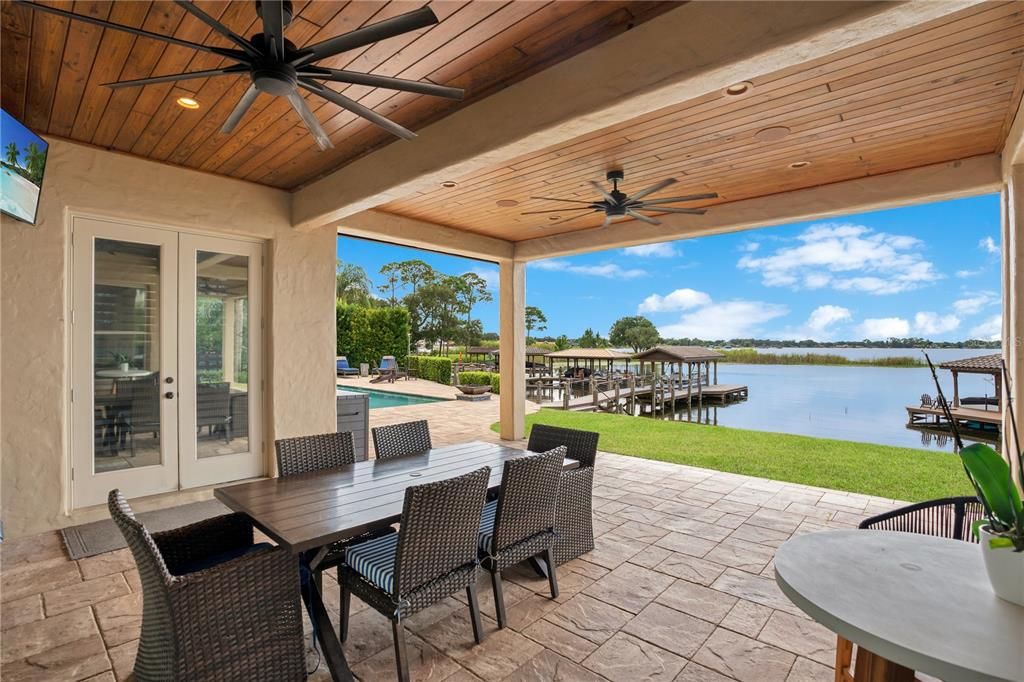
[214,440,579,682]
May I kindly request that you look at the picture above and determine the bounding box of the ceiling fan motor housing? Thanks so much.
[251,59,298,96]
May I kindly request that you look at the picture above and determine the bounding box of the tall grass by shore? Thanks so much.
[719,348,925,367]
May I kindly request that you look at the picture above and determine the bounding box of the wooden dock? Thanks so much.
[536,374,748,414]
[905,404,1003,427]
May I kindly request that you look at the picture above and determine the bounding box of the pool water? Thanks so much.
[340,386,446,409]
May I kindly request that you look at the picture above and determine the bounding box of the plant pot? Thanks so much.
[119,363,130,372]
[456,384,492,396]
[978,526,1024,606]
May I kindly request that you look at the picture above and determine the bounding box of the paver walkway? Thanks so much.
[1,391,908,682]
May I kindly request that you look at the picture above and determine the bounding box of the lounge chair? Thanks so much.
[336,356,359,377]
[919,394,934,408]
[370,355,406,383]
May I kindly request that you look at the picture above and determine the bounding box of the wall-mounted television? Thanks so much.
[1,108,48,225]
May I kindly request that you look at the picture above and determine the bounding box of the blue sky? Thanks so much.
[337,193,1003,342]
[1,109,47,169]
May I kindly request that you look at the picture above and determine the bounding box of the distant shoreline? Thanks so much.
[718,349,928,367]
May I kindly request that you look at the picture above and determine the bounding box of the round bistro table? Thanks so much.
[774,530,1023,682]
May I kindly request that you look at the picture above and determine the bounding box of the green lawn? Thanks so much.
[493,410,974,502]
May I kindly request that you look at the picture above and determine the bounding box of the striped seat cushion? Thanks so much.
[478,499,498,552]
[346,532,399,593]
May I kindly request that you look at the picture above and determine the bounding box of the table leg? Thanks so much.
[853,647,915,682]
[305,551,354,682]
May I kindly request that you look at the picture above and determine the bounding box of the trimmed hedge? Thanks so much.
[458,371,500,394]
[336,303,409,368]
[408,356,453,385]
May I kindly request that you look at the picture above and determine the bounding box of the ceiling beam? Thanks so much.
[1003,89,1024,176]
[514,154,1003,261]
[292,0,983,232]
[337,209,513,263]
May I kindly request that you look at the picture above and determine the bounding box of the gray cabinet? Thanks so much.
[336,389,369,460]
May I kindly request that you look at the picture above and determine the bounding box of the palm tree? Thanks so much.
[5,142,18,167]
[23,143,46,184]
[336,260,372,304]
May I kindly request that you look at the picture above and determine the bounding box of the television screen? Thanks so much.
[1,108,48,225]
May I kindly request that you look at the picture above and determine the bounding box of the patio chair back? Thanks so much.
[380,355,397,371]
[338,356,351,369]
[196,381,231,427]
[527,424,599,469]
[372,419,432,459]
[275,431,356,477]
[920,394,933,407]
[393,466,491,598]
[489,447,565,554]
[858,496,983,542]
[117,375,161,429]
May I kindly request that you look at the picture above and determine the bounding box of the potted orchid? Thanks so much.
[111,352,131,373]
[926,354,1023,605]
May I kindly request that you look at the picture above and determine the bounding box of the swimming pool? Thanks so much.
[340,386,446,409]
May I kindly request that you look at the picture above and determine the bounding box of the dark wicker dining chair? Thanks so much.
[834,496,983,682]
[337,467,491,682]
[275,430,357,477]
[526,424,600,564]
[372,419,432,459]
[479,447,566,628]
[107,490,305,681]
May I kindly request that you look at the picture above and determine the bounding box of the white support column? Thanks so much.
[499,260,526,441]
[1002,165,1023,484]
[222,296,236,384]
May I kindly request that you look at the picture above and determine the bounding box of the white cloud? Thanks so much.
[913,312,960,335]
[953,291,999,316]
[969,315,1001,341]
[468,266,499,291]
[737,222,940,295]
[622,242,679,258]
[955,268,983,278]
[857,317,910,340]
[530,259,647,279]
[739,242,760,253]
[806,305,852,332]
[979,236,999,254]
[658,300,789,340]
[637,288,712,313]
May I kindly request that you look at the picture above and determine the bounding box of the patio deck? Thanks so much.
[0,401,908,682]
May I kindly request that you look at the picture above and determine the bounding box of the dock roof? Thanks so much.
[545,348,632,360]
[492,346,551,356]
[633,345,724,363]
[938,353,1003,374]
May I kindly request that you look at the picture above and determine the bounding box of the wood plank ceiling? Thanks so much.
[0,0,676,190]
[380,2,1024,242]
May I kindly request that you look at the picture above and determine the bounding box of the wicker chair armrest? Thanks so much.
[560,465,594,493]
[169,546,304,676]
[152,512,254,575]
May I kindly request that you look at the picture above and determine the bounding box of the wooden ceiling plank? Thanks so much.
[90,2,189,147]
[23,0,71,133]
[1,1,33,34]
[110,0,233,152]
[0,29,32,121]
[47,1,113,137]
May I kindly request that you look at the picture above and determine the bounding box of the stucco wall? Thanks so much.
[1,139,335,538]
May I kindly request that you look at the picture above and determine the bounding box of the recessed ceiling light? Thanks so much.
[788,161,811,169]
[755,126,790,142]
[441,181,457,188]
[723,81,753,96]
[495,199,519,207]
[176,96,200,109]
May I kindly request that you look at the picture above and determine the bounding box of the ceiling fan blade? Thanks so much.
[258,0,286,60]
[633,192,718,206]
[520,207,595,215]
[286,91,333,151]
[292,6,438,67]
[602,214,612,228]
[104,65,249,89]
[546,210,601,227]
[221,84,259,134]
[299,79,415,140]
[529,196,595,205]
[588,180,616,203]
[626,178,677,202]
[175,1,261,58]
[626,210,662,226]
[15,0,249,62]
[639,206,708,215]
[299,68,463,100]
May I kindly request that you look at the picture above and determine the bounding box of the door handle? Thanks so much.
[164,392,175,399]
[164,376,174,384]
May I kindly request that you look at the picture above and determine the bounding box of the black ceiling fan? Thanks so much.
[522,170,717,227]
[16,0,465,150]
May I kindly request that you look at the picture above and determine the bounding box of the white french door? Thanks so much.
[71,216,263,508]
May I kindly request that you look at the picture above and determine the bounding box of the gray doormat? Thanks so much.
[61,498,231,560]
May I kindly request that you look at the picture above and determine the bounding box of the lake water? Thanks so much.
[680,359,1001,452]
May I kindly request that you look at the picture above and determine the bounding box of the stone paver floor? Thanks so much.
[1,397,908,681]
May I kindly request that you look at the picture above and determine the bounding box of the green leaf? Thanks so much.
[971,518,987,540]
[960,444,1023,526]
[988,536,1015,549]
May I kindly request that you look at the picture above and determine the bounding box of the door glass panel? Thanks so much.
[93,239,162,472]
[195,251,249,458]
